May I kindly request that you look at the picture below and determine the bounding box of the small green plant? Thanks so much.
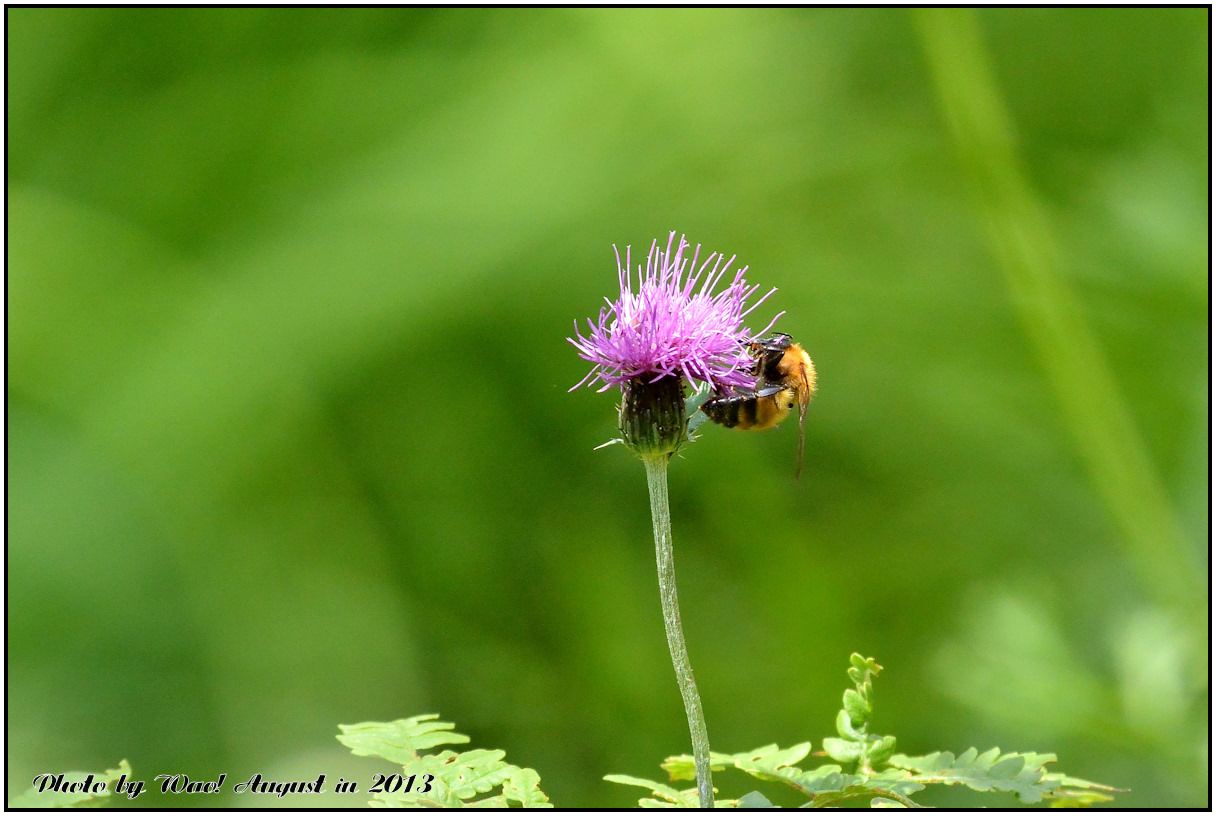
[336,714,551,808]
[340,656,1121,808]
[606,654,1120,808]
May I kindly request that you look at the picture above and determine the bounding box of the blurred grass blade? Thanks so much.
[913,8,1201,619]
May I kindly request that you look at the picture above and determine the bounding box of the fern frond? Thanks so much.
[337,714,470,765]
[337,716,550,808]
[662,742,813,785]
[888,748,1060,804]
[602,773,697,807]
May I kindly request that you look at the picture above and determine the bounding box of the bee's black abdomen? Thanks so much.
[701,391,761,430]
[702,395,738,428]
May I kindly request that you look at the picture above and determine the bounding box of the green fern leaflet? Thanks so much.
[336,714,551,808]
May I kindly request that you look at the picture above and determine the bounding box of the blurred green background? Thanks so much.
[7,7,1208,808]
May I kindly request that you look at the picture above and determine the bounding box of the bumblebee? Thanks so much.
[701,333,817,478]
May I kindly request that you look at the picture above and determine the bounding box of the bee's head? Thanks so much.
[751,333,792,352]
[747,334,793,371]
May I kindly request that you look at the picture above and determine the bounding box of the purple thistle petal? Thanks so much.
[568,231,780,393]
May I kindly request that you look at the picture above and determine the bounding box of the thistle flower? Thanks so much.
[569,231,782,395]
[569,232,782,459]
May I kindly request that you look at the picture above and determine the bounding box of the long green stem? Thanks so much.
[642,453,714,809]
